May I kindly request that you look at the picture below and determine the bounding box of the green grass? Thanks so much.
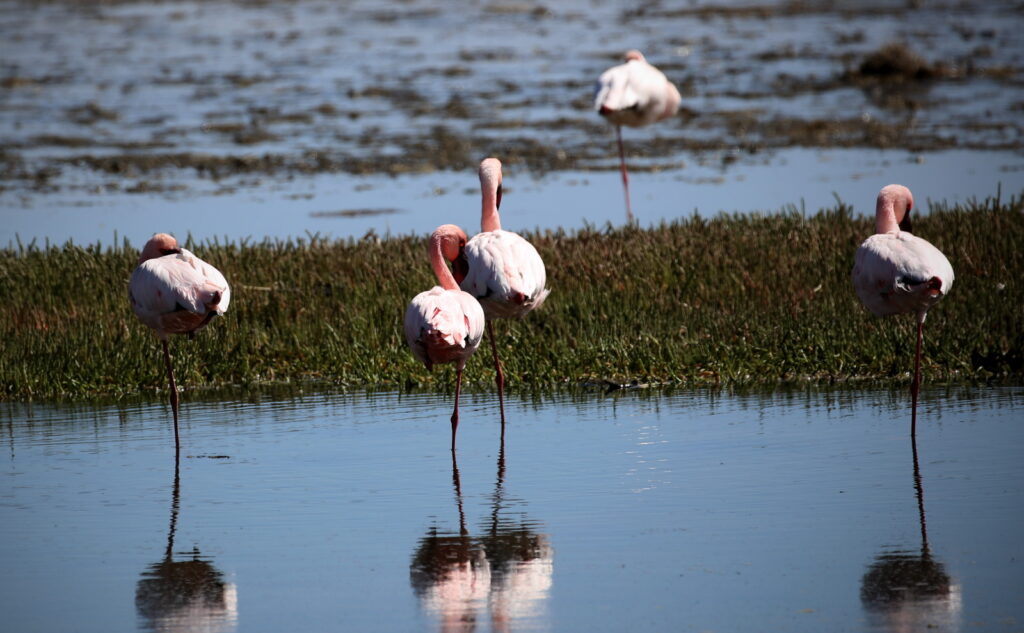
[2,191,1022,401]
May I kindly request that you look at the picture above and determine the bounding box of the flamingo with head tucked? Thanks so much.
[405,224,486,451]
[852,185,954,436]
[594,50,681,223]
[129,233,231,450]
[452,158,549,431]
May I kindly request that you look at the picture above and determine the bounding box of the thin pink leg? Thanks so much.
[911,315,924,438]
[451,366,463,452]
[487,321,507,432]
[162,339,180,451]
[616,126,634,224]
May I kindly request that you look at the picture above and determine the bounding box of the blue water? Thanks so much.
[2,386,1022,632]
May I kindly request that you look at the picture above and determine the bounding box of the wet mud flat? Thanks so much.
[1,0,1023,198]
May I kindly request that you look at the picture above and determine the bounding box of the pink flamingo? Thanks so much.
[128,233,231,450]
[852,185,954,436]
[594,50,681,223]
[405,224,486,451]
[452,158,550,429]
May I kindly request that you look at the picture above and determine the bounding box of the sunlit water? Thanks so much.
[2,386,1022,632]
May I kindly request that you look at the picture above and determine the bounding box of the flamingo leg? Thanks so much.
[161,339,180,451]
[451,366,463,452]
[615,125,634,224]
[487,320,507,432]
[910,314,924,438]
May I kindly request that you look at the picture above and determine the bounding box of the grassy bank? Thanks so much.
[2,192,1022,401]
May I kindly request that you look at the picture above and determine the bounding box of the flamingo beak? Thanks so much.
[898,207,913,233]
[452,251,469,285]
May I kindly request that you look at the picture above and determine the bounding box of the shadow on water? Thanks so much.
[410,440,553,632]
[860,436,960,633]
[135,453,237,633]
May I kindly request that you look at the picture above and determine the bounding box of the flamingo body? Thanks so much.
[593,50,681,222]
[405,224,485,449]
[128,233,230,450]
[852,185,954,320]
[461,230,549,320]
[129,242,231,340]
[449,158,549,427]
[852,184,953,436]
[405,285,485,371]
[594,50,681,127]
[458,158,549,321]
[853,232,954,319]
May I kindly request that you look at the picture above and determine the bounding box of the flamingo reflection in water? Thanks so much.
[860,436,961,633]
[410,442,553,632]
[135,454,238,633]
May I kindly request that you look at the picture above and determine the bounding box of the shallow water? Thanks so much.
[2,0,1024,247]
[2,386,1023,632]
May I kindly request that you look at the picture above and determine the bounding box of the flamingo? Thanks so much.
[852,185,954,436]
[128,233,231,450]
[594,50,682,223]
[451,158,550,430]
[405,224,486,451]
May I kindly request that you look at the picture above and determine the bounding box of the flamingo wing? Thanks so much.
[853,233,954,318]
[129,249,230,334]
[405,287,485,369]
[461,231,550,319]
[594,59,680,127]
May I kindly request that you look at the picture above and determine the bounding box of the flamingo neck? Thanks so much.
[430,236,459,291]
[875,195,901,235]
[481,191,501,233]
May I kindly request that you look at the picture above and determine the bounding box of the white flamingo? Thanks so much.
[594,50,682,222]
[454,158,549,430]
[129,233,230,450]
[405,224,486,450]
[852,185,954,435]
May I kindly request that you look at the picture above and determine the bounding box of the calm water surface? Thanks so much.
[2,386,1022,632]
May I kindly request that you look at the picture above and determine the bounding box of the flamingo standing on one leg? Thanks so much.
[129,233,231,451]
[405,224,486,451]
[594,50,681,223]
[852,185,954,437]
[452,158,550,432]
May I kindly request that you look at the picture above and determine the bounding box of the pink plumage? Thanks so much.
[852,184,954,435]
[594,50,682,222]
[853,185,953,318]
[405,224,485,450]
[129,234,231,339]
[129,233,230,450]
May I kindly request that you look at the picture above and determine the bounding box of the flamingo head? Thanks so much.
[624,49,646,63]
[139,233,181,264]
[876,184,914,234]
[431,223,468,260]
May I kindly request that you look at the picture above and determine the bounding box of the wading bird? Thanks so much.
[129,233,231,450]
[852,185,954,436]
[405,224,486,451]
[594,50,681,223]
[452,158,549,430]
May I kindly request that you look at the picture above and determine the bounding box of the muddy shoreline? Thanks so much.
[2,0,1022,196]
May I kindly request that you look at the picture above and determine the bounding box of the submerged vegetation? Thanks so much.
[1,192,1022,401]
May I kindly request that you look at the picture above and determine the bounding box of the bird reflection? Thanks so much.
[861,436,960,633]
[410,442,553,632]
[136,454,237,633]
